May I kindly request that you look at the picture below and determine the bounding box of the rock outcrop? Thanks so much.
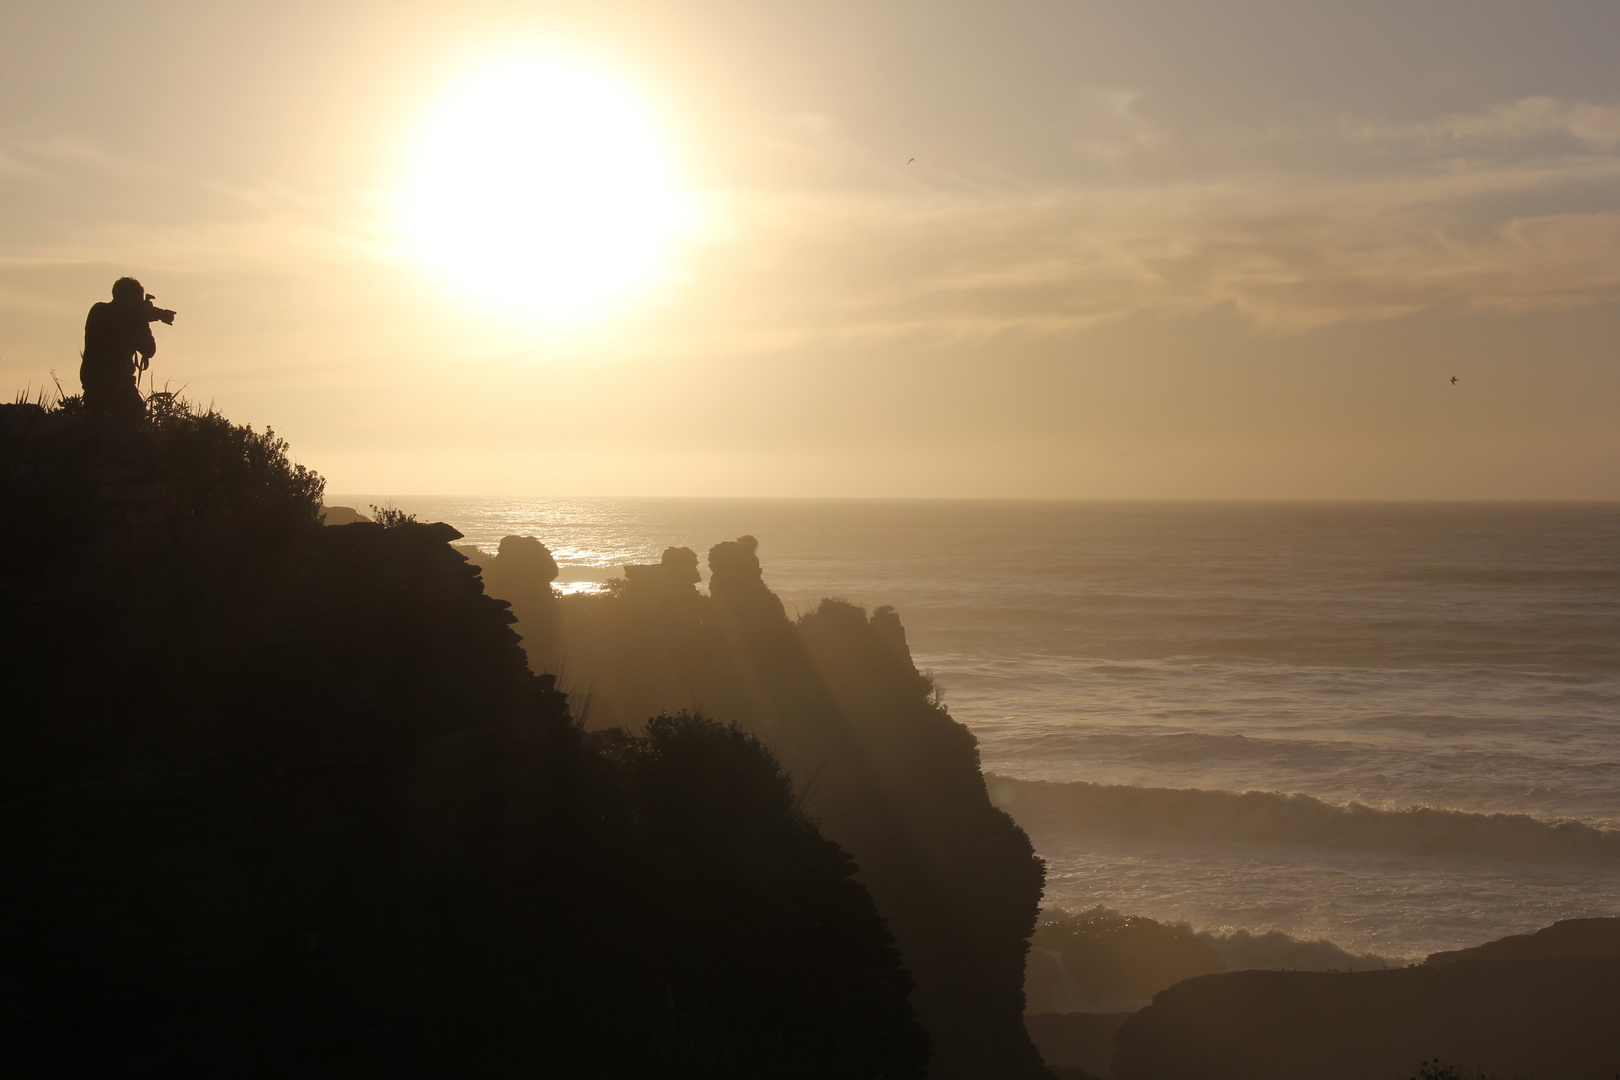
[487,532,1051,1080]
[319,504,368,525]
[1113,958,1620,1080]
[1425,917,1620,965]
[624,544,702,591]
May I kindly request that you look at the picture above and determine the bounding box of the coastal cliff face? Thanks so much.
[0,404,928,1078]
[473,535,1051,1080]
[1424,916,1620,965]
[1023,914,1620,1080]
[1112,958,1620,1080]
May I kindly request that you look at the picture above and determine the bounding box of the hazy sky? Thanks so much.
[3,1,1618,498]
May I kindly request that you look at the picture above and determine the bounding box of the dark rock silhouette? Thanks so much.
[465,535,564,674]
[1424,916,1620,965]
[319,504,369,525]
[0,401,928,1078]
[488,533,559,590]
[483,533,559,618]
[708,534,789,624]
[790,596,1047,1080]
[1112,957,1620,1080]
[486,533,1050,1080]
[624,544,703,595]
[1025,914,1620,1080]
[79,277,173,419]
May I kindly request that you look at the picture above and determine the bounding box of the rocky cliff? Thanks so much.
[1113,957,1620,1080]
[472,534,1051,1080]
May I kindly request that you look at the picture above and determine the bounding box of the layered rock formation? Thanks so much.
[477,532,1051,1080]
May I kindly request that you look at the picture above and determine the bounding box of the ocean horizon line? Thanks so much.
[326,493,1620,507]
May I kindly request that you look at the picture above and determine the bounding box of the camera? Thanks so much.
[143,293,177,326]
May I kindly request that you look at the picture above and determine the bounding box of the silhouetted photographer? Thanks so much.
[81,276,175,419]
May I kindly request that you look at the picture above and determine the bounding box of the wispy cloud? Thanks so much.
[681,185,1620,347]
[675,98,1620,346]
[0,150,42,179]
[0,129,380,275]
[1067,89,1163,162]
[1342,96,1620,150]
[6,99,1620,355]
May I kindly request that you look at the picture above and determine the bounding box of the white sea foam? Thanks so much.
[1042,905,1399,970]
[988,775,1620,861]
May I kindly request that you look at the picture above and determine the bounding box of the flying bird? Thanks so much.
[908,157,915,164]
[1450,376,1458,384]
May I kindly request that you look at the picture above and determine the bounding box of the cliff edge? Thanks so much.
[0,403,928,1078]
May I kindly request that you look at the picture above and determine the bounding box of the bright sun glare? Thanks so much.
[403,56,684,322]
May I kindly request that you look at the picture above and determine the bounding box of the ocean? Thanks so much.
[331,496,1620,963]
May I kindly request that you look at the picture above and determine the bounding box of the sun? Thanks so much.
[402,55,685,322]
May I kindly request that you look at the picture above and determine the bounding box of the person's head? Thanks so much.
[111,277,144,304]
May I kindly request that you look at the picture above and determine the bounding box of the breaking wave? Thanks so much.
[987,775,1620,860]
[1041,905,1402,972]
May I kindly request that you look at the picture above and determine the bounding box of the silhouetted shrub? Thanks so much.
[1407,1061,1490,1080]
[369,503,418,528]
[606,713,929,1079]
[146,397,324,543]
[0,396,322,566]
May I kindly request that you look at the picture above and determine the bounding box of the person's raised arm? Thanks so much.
[138,321,156,364]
